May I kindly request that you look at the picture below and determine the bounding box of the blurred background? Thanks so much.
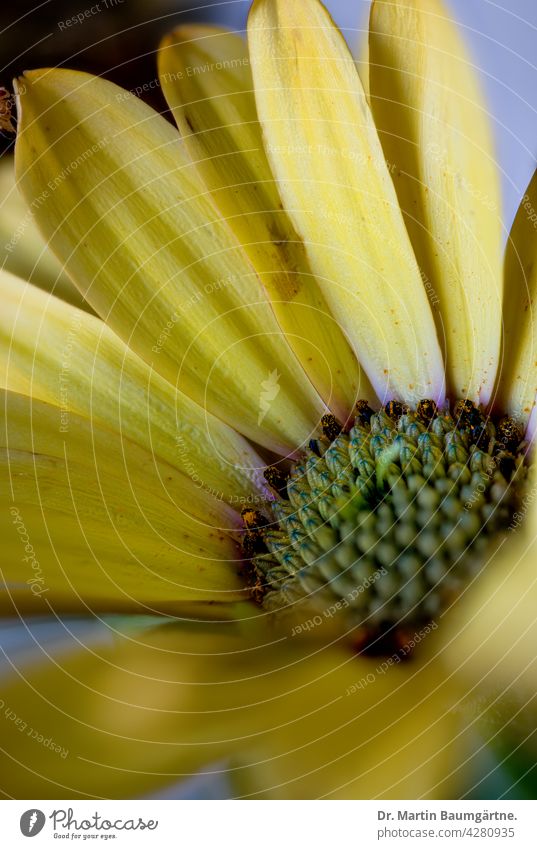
[0,0,250,140]
[1,0,537,799]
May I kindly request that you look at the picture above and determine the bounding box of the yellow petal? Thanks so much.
[0,623,230,798]
[0,155,90,311]
[1,390,246,613]
[0,620,464,799]
[498,169,537,431]
[0,271,268,508]
[248,0,445,406]
[444,508,537,757]
[369,0,503,404]
[14,68,324,452]
[2,387,236,533]
[158,25,375,420]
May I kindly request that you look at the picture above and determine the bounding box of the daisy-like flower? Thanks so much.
[1,0,537,799]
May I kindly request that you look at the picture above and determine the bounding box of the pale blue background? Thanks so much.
[330,0,537,232]
[1,0,536,800]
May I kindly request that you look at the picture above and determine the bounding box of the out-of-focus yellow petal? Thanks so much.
[369,0,502,404]
[447,526,537,778]
[0,620,464,799]
[225,629,465,800]
[0,624,229,798]
[0,155,89,311]
[1,390,246,613]
[248,0,445,406]
[158,25,375,421]
[0,271,268,508]
[14,68,324,453]
[444,506,537,761]
[498,169,537,432]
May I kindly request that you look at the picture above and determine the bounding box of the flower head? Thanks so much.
[1,0,536,799]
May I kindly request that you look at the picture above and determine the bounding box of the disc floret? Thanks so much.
[241,400,528,642]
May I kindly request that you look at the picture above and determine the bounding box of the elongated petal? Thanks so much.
[0,156,90,311]
[0,271,267,508]
[369,0,502,404]
[0,620,464,799]
[248,0,445,406]
[2,389,237,533]
[14,68,324,452]
[1,390,246,614]
[158,25,375,420]
[498,169,537,430]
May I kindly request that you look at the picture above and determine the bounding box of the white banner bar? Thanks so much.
[2,799,536,847]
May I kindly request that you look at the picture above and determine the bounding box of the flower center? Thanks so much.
[241,400,529,650]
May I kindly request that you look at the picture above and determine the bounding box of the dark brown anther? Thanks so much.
[351,623,416,660]
[239,558,266,603]
[242,531,267,557]
[0,88,16,135]
[453,399,482,427]
[321,413,342,442]
[241,509,271,557]
[241,507,269,530]
[497,453,517,480]
[355,399,374,425]
[249,574,266,605]
[242,533,255,558]
[384,400,408,421]
[416,399,438,425]
[263,466,289,499]
[496,416,523,453]
[468,421,489,449]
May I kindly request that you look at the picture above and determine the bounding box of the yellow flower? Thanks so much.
[1,0,536,799]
